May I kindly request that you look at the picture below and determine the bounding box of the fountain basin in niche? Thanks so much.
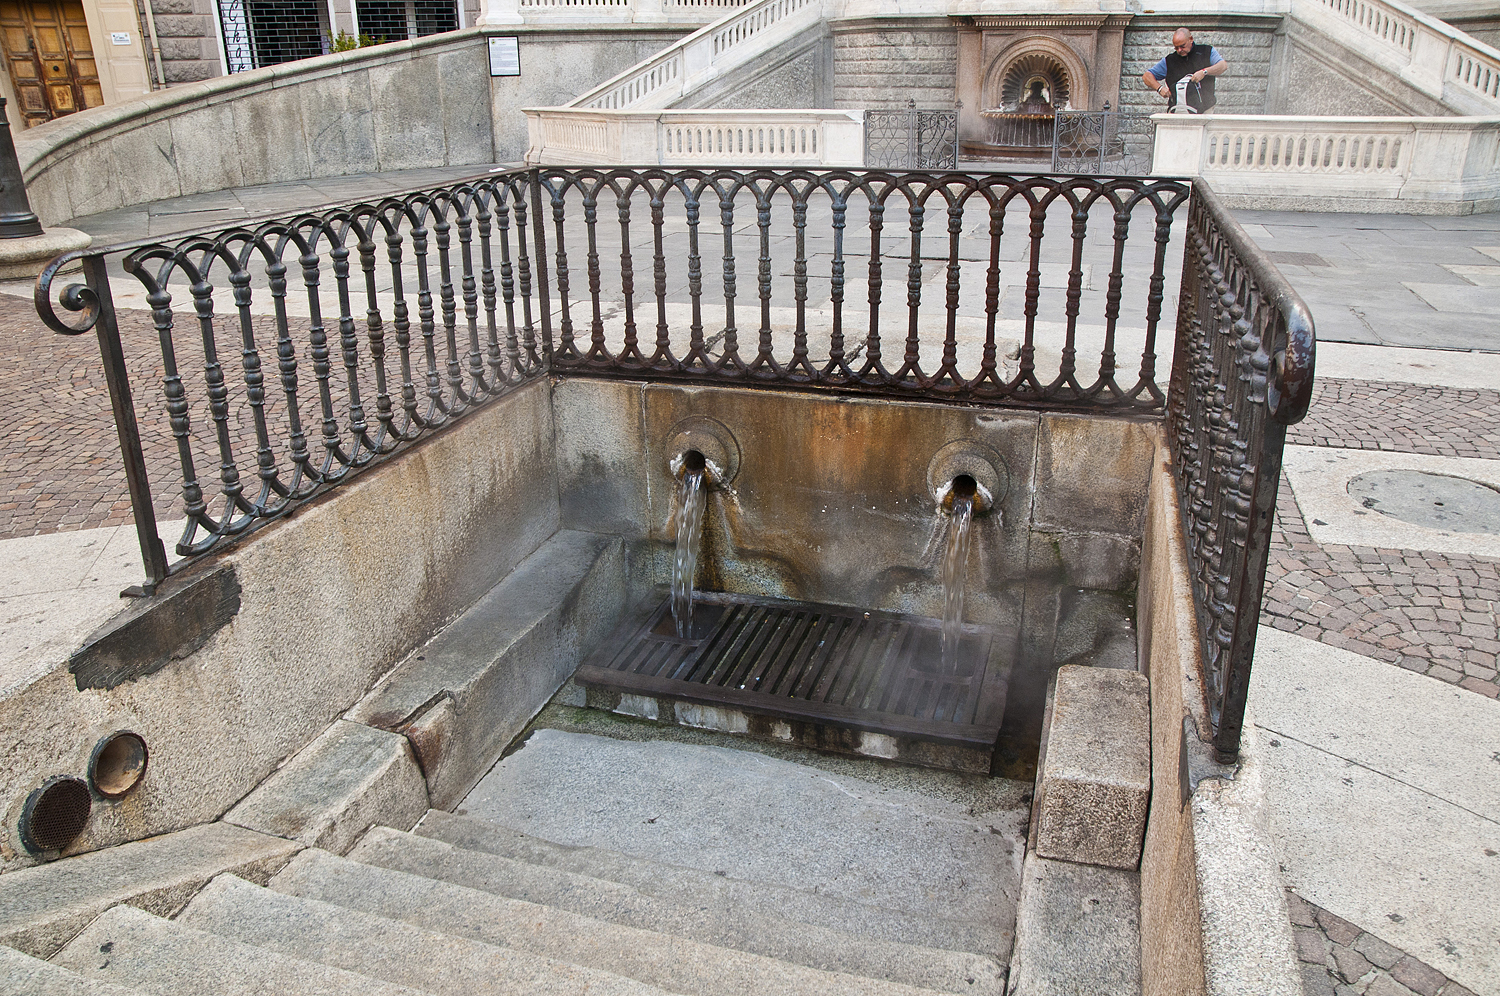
[555,379,1157,775]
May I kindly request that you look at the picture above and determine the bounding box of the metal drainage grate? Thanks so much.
[19,776,91,854]
[577,592,1010,742]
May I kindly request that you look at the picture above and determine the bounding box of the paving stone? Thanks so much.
[1354,933,1405,971]
[1437,982,1479,996]
[0,944,146,995]
[1286,890,1318,928]
[1390,956,1449,996]
[1332,944,1375,984]
[1295,927,1331,964]
[1300,961,1338,996]
[1366,975,1420,996]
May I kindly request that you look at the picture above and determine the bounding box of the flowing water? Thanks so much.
[672,467,707,638]
[942,492,975,673]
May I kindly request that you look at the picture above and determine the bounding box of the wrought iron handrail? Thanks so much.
[1167,178,1315,762]
[35,166,1313,760]
[35,167,551,594]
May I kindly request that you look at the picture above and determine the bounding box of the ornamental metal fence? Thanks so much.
[1051,109,1154,175]
[864,108,959,170]
[36,166,1313,760]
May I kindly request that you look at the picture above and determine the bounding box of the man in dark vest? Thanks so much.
[1142,28,1228,113]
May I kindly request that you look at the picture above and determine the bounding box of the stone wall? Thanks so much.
[0,383,559,873]
[16,26,688,225]
[1268,17,1450,116]
[144,0,223,84]
[829,16,958,110]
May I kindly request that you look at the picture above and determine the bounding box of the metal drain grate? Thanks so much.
[577,592,1010,742]
[19,776,91,854]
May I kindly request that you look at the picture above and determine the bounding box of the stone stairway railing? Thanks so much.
[525,0,833,164]
[481,0,751,26]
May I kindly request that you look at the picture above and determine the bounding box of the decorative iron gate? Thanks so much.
[1051,109,1154,176]
[865,107,958,170]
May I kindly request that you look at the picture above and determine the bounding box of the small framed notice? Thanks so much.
[110,31,131,44]
[489,36,520,77]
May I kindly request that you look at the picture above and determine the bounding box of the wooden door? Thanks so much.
[0,0,102,127]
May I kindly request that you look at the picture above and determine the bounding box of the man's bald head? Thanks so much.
[1172,28,1194,51]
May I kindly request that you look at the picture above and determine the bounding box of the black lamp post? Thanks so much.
[0,97,43,239]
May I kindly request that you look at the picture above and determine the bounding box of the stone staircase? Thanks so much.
[1,727,1032,996]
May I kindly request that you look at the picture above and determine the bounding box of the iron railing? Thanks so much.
[1168,179,1316,762]
[36,169,549,593]
[865,108,959,171]
[35,166,1311,759]
[1051,109,1154,176]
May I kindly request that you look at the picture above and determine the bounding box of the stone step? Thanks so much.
[349,826,1005,995]
[1004,854,1141,996]
[50,904,432,996]
[269,846,953,996]
[417,809,1013,957]
[179,873,683,996]
[0,822,300,957]
[451,729,1020,933]
[0,945,145,996]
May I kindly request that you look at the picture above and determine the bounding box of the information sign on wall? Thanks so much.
[489,37,520,77]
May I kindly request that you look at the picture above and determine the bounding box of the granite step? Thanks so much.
[348,825,1005,995]
[0,945,145,996]
[50,904,432,996]
[0,822,299,957]
[268,846,953,996]
[455,730,1020,927]
[178,873,683,996]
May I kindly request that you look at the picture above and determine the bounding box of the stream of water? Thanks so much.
[942,492,975,673]
[672,467,707,638]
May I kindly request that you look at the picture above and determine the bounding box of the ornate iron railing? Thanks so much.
[1051,109,1154,176]
[1168,179,1316,762]
[865,109,959,170]
[36,167,1312,759]
[35,168,550,594]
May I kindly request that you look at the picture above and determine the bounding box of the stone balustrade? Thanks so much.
[480,0,749,26]
[1293,0,1500,113]
[1153,112,1500,211]
[524,107,865,165]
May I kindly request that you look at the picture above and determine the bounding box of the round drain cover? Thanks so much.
[1348,470,1500,534]
[19,776,91,854]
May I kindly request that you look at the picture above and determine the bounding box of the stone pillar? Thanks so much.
[477,0,523,28]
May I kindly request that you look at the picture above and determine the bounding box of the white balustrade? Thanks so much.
[566,0,823,110]
[1154,113,1500,210]
[1293,0,1500,113]
[479,0,745,26]
[525,108,865,166]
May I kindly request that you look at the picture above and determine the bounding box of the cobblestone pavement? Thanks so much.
[1288,379,1500,461]
[1290,889,1479,996]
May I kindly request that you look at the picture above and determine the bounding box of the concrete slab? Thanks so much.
[1442,264,1500,286]
[1313,340,1500,388]
[53,904,428,996]
[458,729,1021,926]
[1249,627,1500,996]
[0,944,145,996]
[0,821,299,957]
[1281,446,1500,557]
[1005,854,1140,996]
[1403,283,1500,314]
[224,720,429,855]
[1032,666,1150,870]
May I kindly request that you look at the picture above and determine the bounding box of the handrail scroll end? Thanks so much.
[35,249,101,336]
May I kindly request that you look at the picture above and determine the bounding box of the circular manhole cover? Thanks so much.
[1347,470,1500,534]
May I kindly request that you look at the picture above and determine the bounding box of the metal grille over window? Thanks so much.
[355,0,458,43]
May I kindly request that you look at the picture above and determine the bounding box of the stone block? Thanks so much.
[300,70,377,177]
[347,530,627,809]
[1032,665,1150,870]
[225,719,429,855]
[554,378,649,537]
[1031,413,1156,536]
[437,47,494,165]
[231,86,313,186]
[1007,853,1141,996]
[168,103,245,196]
[0,944,142,995]
[0,822,298,957]
[369,58,447,172]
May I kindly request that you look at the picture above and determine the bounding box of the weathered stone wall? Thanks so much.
[829,17,958,110]
[16,26,688,225]
[143,0,223,84]
[1268,18,1450,116]
[0,383,559,873]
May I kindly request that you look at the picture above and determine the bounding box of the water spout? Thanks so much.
[942,475,978,673]
[672,450,709,638]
